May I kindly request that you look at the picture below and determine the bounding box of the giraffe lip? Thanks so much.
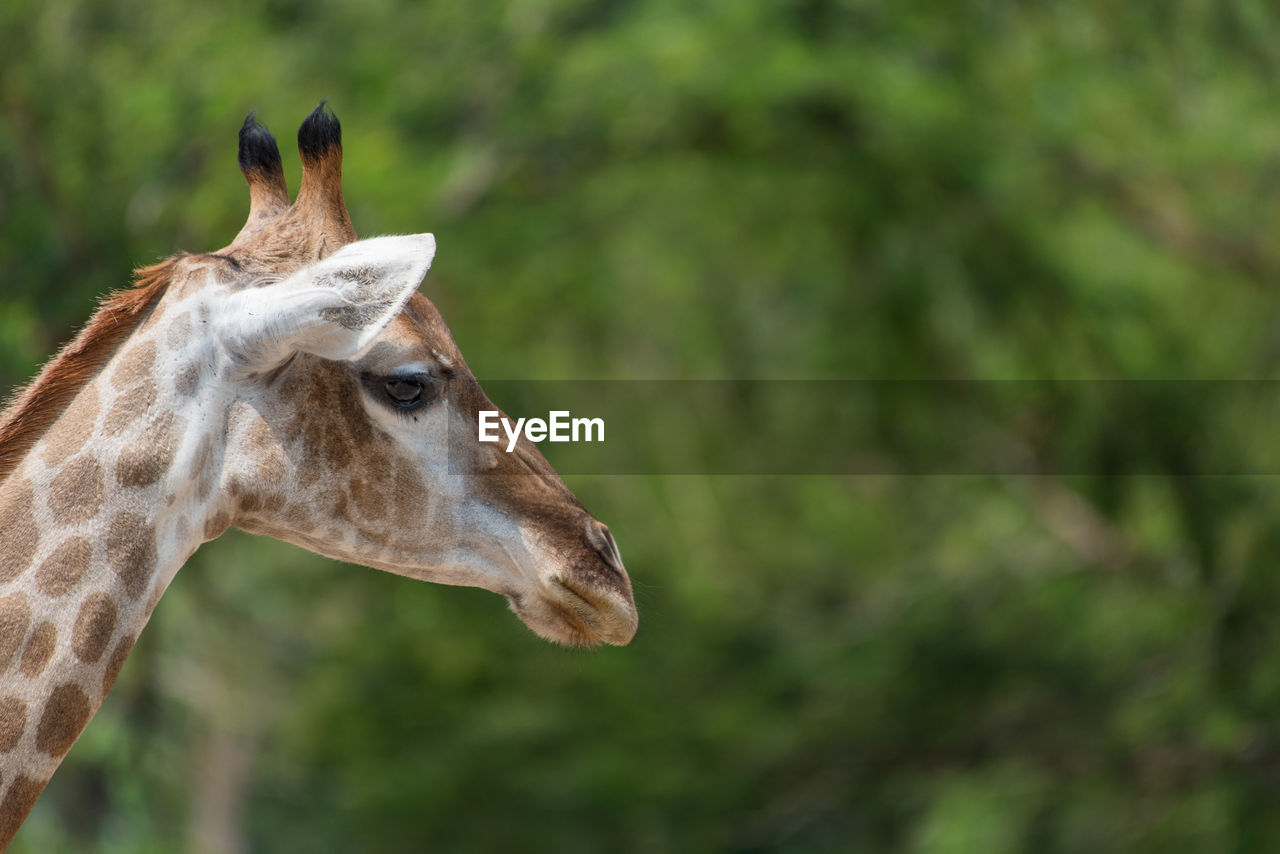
[503,580,637,647]
[547,577,637,646]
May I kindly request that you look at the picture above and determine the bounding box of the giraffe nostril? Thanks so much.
[585,519,623,571]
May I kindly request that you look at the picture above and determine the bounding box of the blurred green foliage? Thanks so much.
[6,0,1280,851]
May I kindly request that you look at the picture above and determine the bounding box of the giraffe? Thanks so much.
[0,104,637,847]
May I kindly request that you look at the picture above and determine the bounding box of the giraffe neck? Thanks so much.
[0,305,232,845]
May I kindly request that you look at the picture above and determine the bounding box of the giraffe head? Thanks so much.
[171,105,637,646]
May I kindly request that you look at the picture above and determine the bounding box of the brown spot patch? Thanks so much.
[20,623,56,677]
[166,311,193,350]
[204,510,231,541]
[47,456,106,524]
[35,683,91,757]
[0,480,38,583]
[72,593,116,663]
[40,385,100,468]
[103,382,158,436]
[246,418,288,483]
[106,512,156,597]
[101,634,136,698]
[175,360,202,397]
[0,775,45,848]
[109,339,157,391]
[116,411,182,488]
[295,362,366,473]
[35,537,92,597]
[0,698,26,752]
[231,490,255,516]
[0,593,31,672]
[229,477,284,518]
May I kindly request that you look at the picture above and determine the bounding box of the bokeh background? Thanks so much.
[6,1,1280,851]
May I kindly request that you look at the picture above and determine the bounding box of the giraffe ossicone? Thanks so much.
[0,104,637,848]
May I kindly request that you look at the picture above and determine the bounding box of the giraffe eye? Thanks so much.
[385,378,423,405]
[361,370,440,412]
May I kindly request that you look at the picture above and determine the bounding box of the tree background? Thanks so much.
[5,1,1280,851]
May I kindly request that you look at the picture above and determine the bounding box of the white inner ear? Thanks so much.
[222,233,436,365]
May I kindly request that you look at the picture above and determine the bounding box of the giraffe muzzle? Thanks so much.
[504,518,638,647]
[540,574,638,647]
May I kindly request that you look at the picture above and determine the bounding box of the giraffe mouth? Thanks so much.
[504,578,637,648]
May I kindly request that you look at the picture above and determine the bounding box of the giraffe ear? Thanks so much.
[224,234,436,365]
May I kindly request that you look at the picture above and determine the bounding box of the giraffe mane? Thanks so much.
[0,259,175,483]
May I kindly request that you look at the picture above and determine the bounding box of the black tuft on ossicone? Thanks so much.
[298,100,342,163]
[238,112,284,177]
